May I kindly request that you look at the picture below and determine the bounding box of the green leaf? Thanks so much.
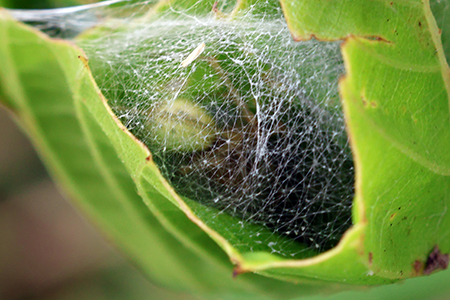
[78,0,450,285]
[0,8,361,299]
[280,0,450,279]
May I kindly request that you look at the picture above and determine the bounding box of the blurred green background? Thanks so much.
[0,0,84,9]
[1,0,450,299]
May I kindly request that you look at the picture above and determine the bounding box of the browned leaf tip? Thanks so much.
[423,246,449,275]
[232,266,248,278]
[413,260,423,276]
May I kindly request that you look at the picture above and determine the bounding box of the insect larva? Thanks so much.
[181,42,206,67]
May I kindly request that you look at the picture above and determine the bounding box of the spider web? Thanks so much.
[16,0,355,257]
